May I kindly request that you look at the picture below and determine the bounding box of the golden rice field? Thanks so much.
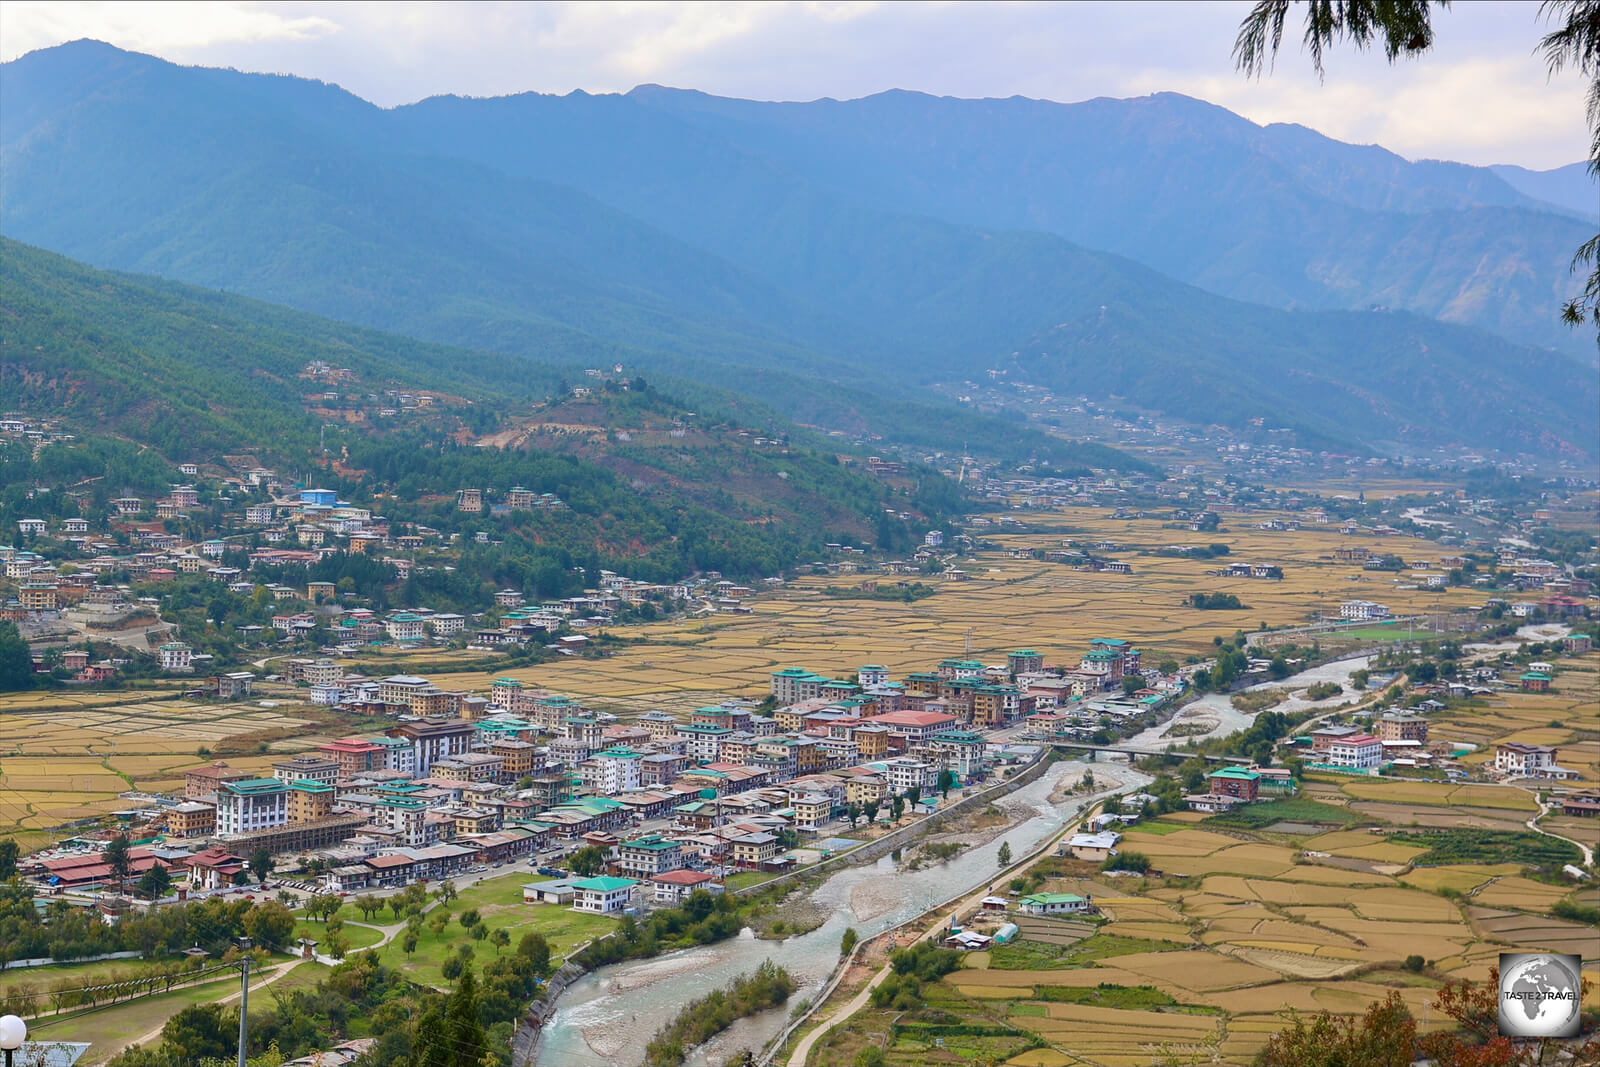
[1427,662,1600,783]
[0,693,325,836]
[425,507,1491,715]
[826,782,1599,1067]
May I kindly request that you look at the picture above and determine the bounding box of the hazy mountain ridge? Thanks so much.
[616,86,1594,359]
[1,40,1594,460]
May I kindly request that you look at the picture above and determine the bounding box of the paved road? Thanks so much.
[1524,793,1595,867]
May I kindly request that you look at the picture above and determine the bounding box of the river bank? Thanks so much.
[1125,653,1380,750]
[533,758,1151,1067]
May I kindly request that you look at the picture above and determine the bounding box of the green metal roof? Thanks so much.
[1020,893,1086,905]
[571,876,636,892]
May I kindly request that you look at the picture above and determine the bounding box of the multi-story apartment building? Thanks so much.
[432,752,505,783]
[271,755,339,787]
[389,719,476,775]
[215,778,289,836]
[1324,734,1384,771]
[883,757,938,795]
[1375,713,1429,743]
[616,834,685,878]
[1495,743,1572,779]
[286,780,336,822]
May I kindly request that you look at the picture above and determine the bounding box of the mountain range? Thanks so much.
[1,40,1595,460]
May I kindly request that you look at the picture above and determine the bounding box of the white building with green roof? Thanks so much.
[570,875,637,913]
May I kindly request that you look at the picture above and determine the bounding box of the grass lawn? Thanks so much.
[726,870,784,891]
[1338,627,1415,641]
[27,960,304,1055]
[373,873,616,988]
[1123,820,1186,836]
[0,956,170,996]
[292,920,384,953]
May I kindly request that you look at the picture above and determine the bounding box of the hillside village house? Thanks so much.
[158,642,193,672]
[1339,600,1391,621]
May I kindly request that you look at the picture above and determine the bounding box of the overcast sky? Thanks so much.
[1,0,1587,170]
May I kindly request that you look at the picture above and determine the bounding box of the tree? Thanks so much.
[1121,674,1143,696]
[357,896,383,922]
[436,879,458,903]
[863,799,880,825]
[388,894,408,922]
[243,901,295,950]
[907,785,922,807]
[937,769,958,798]
[997,841,1012,868]
[490,928,510,955]
[162,1004,235,1063]
[569,846,605,877]
[248,849,274,884]
[1234,0,1600,327]
[402,930,419,958]
[306,893,342,924]
[137,864,172,900]
[0,623,36,693]
[517,931,551,974]
[325,932,349,960]
[1258,989,1417,1067]
[890,796,906,821]
[104,835,131,893]
[457,908,482,930]
[1102,794,1123,817]
[0,838,18,880]
[840,927,859,956]
[845,801,861,827]
[445,967,487,1060]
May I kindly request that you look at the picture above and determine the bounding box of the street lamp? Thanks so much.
[0,1014,26,1067]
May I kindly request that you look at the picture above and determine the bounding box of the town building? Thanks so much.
[1495,743,1574,779]
[1204,766,1261,801]
[1018,892,1091,916]
[616,834,685,878]
[215,778,290,836]
[1323,733,1384,771]
[571,876,636,914]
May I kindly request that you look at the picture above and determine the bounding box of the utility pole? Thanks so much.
[236,939,252,1067]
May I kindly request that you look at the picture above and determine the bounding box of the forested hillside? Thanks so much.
[0,238,974,581]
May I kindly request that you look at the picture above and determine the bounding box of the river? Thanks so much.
[534,758,1151,1066]
[1124,655,1380,749]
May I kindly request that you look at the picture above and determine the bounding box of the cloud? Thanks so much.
[1,1,338,57]
[0,0,1584,169]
